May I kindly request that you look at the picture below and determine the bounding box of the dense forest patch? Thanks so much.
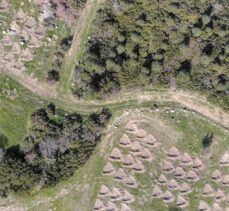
[72,0,229,109]
[0,104,111,197]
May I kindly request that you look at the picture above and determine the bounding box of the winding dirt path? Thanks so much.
[1,68,58,97]
[0,0,228,131]
[59,89,229,130]
[2,72,229,130]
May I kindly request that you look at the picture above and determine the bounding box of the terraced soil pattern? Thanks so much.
[93,118,229,210]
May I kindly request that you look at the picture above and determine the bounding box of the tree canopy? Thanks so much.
[0,104,111,196]
[72,0,229,109]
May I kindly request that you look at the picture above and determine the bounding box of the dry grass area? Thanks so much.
[0,0,102,97]
[0,0,52,89]
[0,0,75,96]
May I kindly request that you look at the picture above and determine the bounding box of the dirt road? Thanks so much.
[2,70,229,130]
[0,0,228,131]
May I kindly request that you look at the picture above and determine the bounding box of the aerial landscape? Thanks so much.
[0,0,228,210]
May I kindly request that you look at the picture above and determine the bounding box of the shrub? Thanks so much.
[202,132,214,148]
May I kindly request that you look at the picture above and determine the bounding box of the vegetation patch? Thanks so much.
[72,0,229,109]
[9,108,227,211]
[0,73,43,146]
[0,103,111,197]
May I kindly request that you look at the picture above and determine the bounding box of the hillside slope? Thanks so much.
[0,0,228,210]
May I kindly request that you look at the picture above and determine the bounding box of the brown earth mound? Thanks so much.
[110,187,122,201]
[0,0,9,11]
[222,175,229,186]
[167,147,180,159]
[130,142,142,155]
[220,153,229,166]
[94,199,104,210]
[212,203,222,211]
[106,201,118,211]
[186,170,199,182]
[198,200,210,211]
[179,183,192,195]
[162,160,174,173]
[114,168,126,181]
[181,152,193,165]
[132,160,145,173]
[158,175,167,185]
[193,158,204,170]
[212,169,222,181]
[203,184,215,197]
[120,203,131,211]
[122,154,135,167]
[99,185,110,197]
[162,191,174,203]
[103,162,115,175]
[122,190,134,203]
[119,134,132,147]
[176,195,188,208]
[174,167,186,178]
[110,148,123,161]
[168,179,179,190]
[152,185,162,198]
[125,122,137,132]
[125,175,138,187]
[215,189,225,202]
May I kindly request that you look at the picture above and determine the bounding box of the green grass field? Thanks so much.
[0,73,44,146]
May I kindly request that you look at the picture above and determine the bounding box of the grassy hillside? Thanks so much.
[2,107,228,210]
[0,0,228,210]
[0,73,44,146]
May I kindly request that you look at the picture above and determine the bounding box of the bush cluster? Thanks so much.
[72,0,229,109]
[48,36,73,82]
[0,104,111,196]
